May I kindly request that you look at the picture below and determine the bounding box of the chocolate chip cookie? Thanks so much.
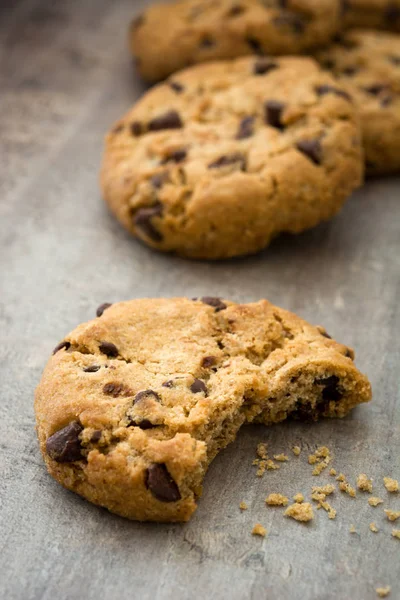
[130,0,342,82]
[101,56,363,260]
[342,0,400,30]
[316,30,400,175]
[35,298,372,522]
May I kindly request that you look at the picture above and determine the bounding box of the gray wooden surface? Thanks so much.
[1,1,399,599]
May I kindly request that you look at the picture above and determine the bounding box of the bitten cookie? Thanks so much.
[342,0,400,31]
[101,56,363,260]
[130,0,342,82]
[316,30,400,175]
[35,297,372,522]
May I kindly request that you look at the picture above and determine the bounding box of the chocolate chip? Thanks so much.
[246,36,263,55]
[96,302,112,317]
[316,84,352,102]
[161,148,187,164]
[342,65,359,76]
[362,83,389,96]
[99,341,119,358]
[385,4,400,23]
[169,81,185,93]
[130,121,143,136]
[91,430,102,443]
[145,463,181,502]
[236,116,255,140]
[264,100,286,130]
[296,139,323,165]
[333,34,358,49]
[200,297,227,312]
[190,379,208,394]
[134,390,161,404]
[200,35,215,48]
[103,382,128,397]
[134,203,163,242]
[253,58,278,75]
[320,330,332,339]
[208,153,246,170]
[321,58,336,70]
[135,419,158,430]
[162,380,174,388]
[46,421,83,463]
[202,356,216,368]
[83,365,101,373]
[381,95,393,107]
[273,12,306,34]
[388,55,400,66]
[315,375,342,402]
[227,3,245,16]
[148,110,183,132]
[53,340,70,355]
[150,172,169,189]
[132,14,145,30]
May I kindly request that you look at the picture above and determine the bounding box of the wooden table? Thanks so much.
[1,1,399,598]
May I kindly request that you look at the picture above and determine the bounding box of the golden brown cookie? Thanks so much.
[35,297,372,522]
[130,0,342,82]
[316,30,400,175]
[101,56,363,260]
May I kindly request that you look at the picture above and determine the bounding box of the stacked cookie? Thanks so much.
[36,0,400,522]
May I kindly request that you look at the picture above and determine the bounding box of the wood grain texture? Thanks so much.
[0,1,399,599]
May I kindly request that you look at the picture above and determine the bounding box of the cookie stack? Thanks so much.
[35,0,400,522]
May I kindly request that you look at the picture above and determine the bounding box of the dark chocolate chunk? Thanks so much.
[362,83,389,96]
[130,121,143,136]
[320,330,332,339]
[190,379,208,394]
[150,172,169,189]
[162,380,175,388]
[162,148,187,163]
[148,110,183,132]
[264,100,286,130]
[46,421,83,463]
[169,80,185,93]
[236,116,255,140]
[342,65,359,76]
[315,375,342,402]
[99,341,119,358]
[273,11,306,34]
[200,297,227,312]
[134,389,161,404]
[134,203,163,242]
[91,430,102,443]
[135,419,158,430]
[103,382,128,397]
[227,4,245,17]
[96,302,112,317]
[202,356,216,368]
[388,55,400,66]
[53,340,70,355]
[316,84,352,102]
[145,463,181,502]
[296,139,323,165]
[131,14,145,30]
[253,58,278,75]
[83,365,101,373]
[200,35,215,48]
[246,36,263,55]
[208,153,246,170]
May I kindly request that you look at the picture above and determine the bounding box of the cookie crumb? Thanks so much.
[312,484,335,496]
[257,443,268,459]
[273,454,289,462]
[339,481,356,498]
[252,524,267,537]
[240,501,248,511]
[292,446,301,456]
[266,493,289,506]
[309,447,332,476]
[384,509,400,522]
[376,586,391,598]
[329,468,337,476]
[357,473,373,493]
[349,524,357,534]
[336,473,346,482]
[369,497,384,507]
[391,529,400,539]
[266,459,280,471]
[370,522,379,533]
[293,493,304,503]
[285,502,314,522]
[384,477,399,493]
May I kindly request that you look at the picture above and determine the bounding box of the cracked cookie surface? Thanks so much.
[129,0,342,82]
[35,297,371,522]
[101,56,363,260]
[316,29,400,175]
[342,0,400,31]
